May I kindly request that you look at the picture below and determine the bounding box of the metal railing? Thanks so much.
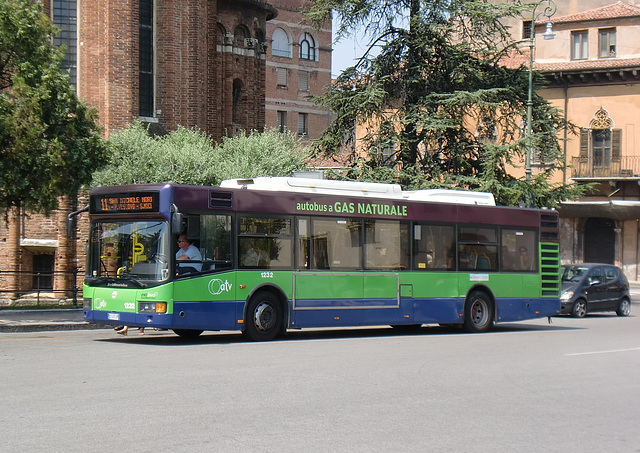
[571,156,640,178]
[0,268,80,306]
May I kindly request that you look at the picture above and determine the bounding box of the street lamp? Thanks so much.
[525,0,556,201]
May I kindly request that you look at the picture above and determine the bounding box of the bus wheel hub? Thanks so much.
[254,302,276,332]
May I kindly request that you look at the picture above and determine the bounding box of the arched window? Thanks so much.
[579,107,621,173]
[299,32,316,61]
[272,28,291,57]
[217,23,227,45]
[233,79,244,123]
[234,25,250,48]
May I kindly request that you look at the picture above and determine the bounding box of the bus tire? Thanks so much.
[173,329,203,339]
[244,291,283,341]
[463,290,494,333]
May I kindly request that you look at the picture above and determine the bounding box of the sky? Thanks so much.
[330,18,404,79]
[330,21,375,78]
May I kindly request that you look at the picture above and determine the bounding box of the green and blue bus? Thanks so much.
[82,177,561,340]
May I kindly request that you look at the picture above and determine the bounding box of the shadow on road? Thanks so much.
[95,319,582,346]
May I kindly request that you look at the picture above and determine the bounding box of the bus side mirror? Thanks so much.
[67,216,74,238]
[67,205,89,238]
[172,212,183,234]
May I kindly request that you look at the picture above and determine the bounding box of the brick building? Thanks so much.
[264,0,333,140]
[1,0,323,303]
[501,1,640,280]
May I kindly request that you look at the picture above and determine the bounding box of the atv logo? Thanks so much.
[208,278,233,296]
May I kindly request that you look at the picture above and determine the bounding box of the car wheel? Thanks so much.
[572,299,587,318]
[616,298,631,317]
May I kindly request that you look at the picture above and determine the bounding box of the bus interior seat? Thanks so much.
[477,254,491,270]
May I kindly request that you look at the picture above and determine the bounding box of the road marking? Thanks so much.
[0,336,64,342]
[566,347,640,356]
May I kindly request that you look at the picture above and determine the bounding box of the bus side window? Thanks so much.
[365,220,408,270]
[238,216,293,269]
[501,229,537,272]
[201,215,232,271]
[311,217,361,270]
[414,224,455,271]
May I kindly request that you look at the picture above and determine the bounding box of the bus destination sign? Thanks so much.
[91,192,160,213]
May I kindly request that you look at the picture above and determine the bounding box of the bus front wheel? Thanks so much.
[244,291,283,341]
[463,290,494,333]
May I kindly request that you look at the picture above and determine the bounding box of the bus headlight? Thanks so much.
[83,298,92,310]
[139,302,167,313]
[560,291,573,301]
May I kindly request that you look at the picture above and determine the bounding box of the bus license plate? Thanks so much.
[108,313,120,321]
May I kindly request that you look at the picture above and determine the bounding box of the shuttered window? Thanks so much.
[298,70,309,91]
[277,111,287,133]
[298,113,308,136]
[276,68,288,87]
[581,127,622,167]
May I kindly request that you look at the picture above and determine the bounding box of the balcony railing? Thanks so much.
[571,156,640,178]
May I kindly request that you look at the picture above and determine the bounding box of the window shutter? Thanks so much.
[580,128,589,159]
[298,113,308,136]
[298,71,309,91]
[612,129,622,162]
[276,68,287,87]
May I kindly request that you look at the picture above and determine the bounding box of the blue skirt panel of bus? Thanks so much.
[84,309,174,329]
[495,297,560,322]
[291,297,462,328]
[172,300,242,331]
[85,297,559,331]
[290,297,560,328]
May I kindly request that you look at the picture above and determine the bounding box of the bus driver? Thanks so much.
[176,234,202,273]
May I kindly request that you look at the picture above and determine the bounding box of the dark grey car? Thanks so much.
[560,263,631,317]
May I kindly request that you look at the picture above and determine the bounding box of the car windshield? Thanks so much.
[86,220,170,287]
[562,265,590,283]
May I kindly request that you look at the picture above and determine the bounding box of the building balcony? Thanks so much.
[570,156,640,180]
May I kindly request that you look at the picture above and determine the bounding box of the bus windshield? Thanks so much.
[86,220,170,287]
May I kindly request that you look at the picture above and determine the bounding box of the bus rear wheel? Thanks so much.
[463,290,494,333]
[244,291,283,341]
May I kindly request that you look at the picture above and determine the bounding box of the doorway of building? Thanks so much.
[584,217,615,264]
[32,254,54,290]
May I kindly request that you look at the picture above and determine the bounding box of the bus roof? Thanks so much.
[220,177,496,206]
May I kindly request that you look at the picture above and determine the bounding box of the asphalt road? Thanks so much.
[1,310,639,452]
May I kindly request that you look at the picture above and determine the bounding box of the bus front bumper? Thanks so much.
[84,309,174,330]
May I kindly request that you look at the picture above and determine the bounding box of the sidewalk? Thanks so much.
[0,308,112,333]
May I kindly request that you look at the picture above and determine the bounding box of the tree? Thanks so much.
[92,123,309,186]
[214,129,310,182]
[307,0,583,207]
[0,0,107,213]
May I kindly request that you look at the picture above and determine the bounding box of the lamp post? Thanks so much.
[525,0,556,200]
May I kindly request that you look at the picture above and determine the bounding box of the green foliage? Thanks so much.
[93,124,309,186]
[0,0,107,212]
[307,0,584,207]
[215,129,309,181]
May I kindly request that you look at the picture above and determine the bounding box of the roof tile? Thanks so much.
[545,1,640,24]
